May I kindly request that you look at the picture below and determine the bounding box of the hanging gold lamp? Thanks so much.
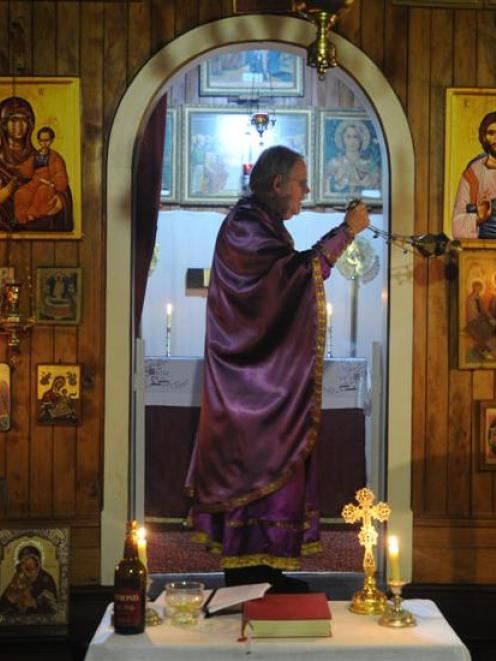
[295,1,355,79]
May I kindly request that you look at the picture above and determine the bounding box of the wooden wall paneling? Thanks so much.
[6,241,33,517]
[32,1,56,74]
[453,10,477,85]
[51,241,79,518]
[476,10,496,86]
[359,0,384,69]
[77,2,104,519]
[314,71,343,109]
[409,8,431,517]
[56,2,80,77]
[69,521,100,584]
[199,0,225,24]
[174,0,198,36]
[127,0,151,83]
[471,378,495,515]
[29,241,55,517]
[103,2,127,141]
[424,9,453,516]
[472,371,495,401]
[473,9,496,533]
[53,3,81,520]
[221,0,234,17]
[335,78,355,109]
[413,520,496,583]
[25,2,56,519]
[447,370,473,516]
[150,0,175,53]
[383,1,408,107]
[339,0,360,44]
[0,2,8,73]
[9,1,32,74]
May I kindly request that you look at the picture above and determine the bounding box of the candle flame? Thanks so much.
[166,303,173,315]
[137,526,146,541]
[326,303,332,316]
[388,535,399,553]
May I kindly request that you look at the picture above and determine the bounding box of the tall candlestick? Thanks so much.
[137,526,148,569]
[166,303,173,357]
[388,535,401,582]
[326,302,333,358]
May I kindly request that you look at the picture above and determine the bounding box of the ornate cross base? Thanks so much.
[350,573,387,615]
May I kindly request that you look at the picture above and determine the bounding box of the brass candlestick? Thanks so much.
[378,580,417,628]
[0,281,35,367]
[341,488,390,615]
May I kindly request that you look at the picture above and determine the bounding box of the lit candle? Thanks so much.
[166,303,173,330]
[326,302,332,327]
[137,526,147,569]
[387,535,401,582]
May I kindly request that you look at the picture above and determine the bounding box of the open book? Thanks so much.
[151,582,272,618]
[202,583,271,616]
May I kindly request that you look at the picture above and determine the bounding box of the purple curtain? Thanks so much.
[133,95,167,330]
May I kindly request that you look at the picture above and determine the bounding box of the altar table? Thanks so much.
[84,600,470,661]
[145,357,368,520]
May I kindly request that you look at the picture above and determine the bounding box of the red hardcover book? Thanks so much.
[242,593,332,638]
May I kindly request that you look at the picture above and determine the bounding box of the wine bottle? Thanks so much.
[113,520,147,634]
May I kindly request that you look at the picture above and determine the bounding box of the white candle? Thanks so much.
[388,535,401,581]
[326,302,332,326]
[137,526,147,569]
[166,303,173,329]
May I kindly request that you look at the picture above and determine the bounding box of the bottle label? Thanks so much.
[114,588,143,627]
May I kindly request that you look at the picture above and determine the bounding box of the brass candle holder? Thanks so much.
[378,580,417,628]
[0,281,35,367]
[341,488,390,615]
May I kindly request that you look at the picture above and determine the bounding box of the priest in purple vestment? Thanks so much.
[185,145,369,592]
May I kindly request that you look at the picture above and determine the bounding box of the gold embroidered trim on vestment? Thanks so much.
[192,256,327,514]
[225,517,307,531]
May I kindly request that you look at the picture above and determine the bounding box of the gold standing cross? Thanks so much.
[342,487,391,615]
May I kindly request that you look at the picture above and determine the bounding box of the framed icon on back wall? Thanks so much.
[182,106,313,205]
[0,77,81,239]
[317,109,383,207]
[36,364,81,426]
[455,248,496,369]
[199,49,304,97]
[0,528,69,636]
[444,87,496,244]
[35,267,82,325]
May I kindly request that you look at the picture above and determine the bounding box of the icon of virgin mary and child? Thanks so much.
[0,96,73,232]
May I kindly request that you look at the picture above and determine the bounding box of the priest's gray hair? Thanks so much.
[249,145,304,195]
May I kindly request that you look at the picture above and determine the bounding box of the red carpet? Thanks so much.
[148,530,362,574]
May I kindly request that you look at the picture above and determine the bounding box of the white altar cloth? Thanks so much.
[84,599,470,661]
[144,357,369,410]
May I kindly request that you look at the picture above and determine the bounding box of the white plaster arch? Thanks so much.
[104,15,414,583]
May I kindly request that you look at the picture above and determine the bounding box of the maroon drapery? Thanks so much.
[133,95,167,329]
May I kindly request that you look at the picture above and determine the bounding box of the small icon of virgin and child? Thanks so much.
[0,95,73,232]
[0,543,58,616]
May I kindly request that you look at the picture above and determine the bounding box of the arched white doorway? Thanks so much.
[104,15,414,584]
